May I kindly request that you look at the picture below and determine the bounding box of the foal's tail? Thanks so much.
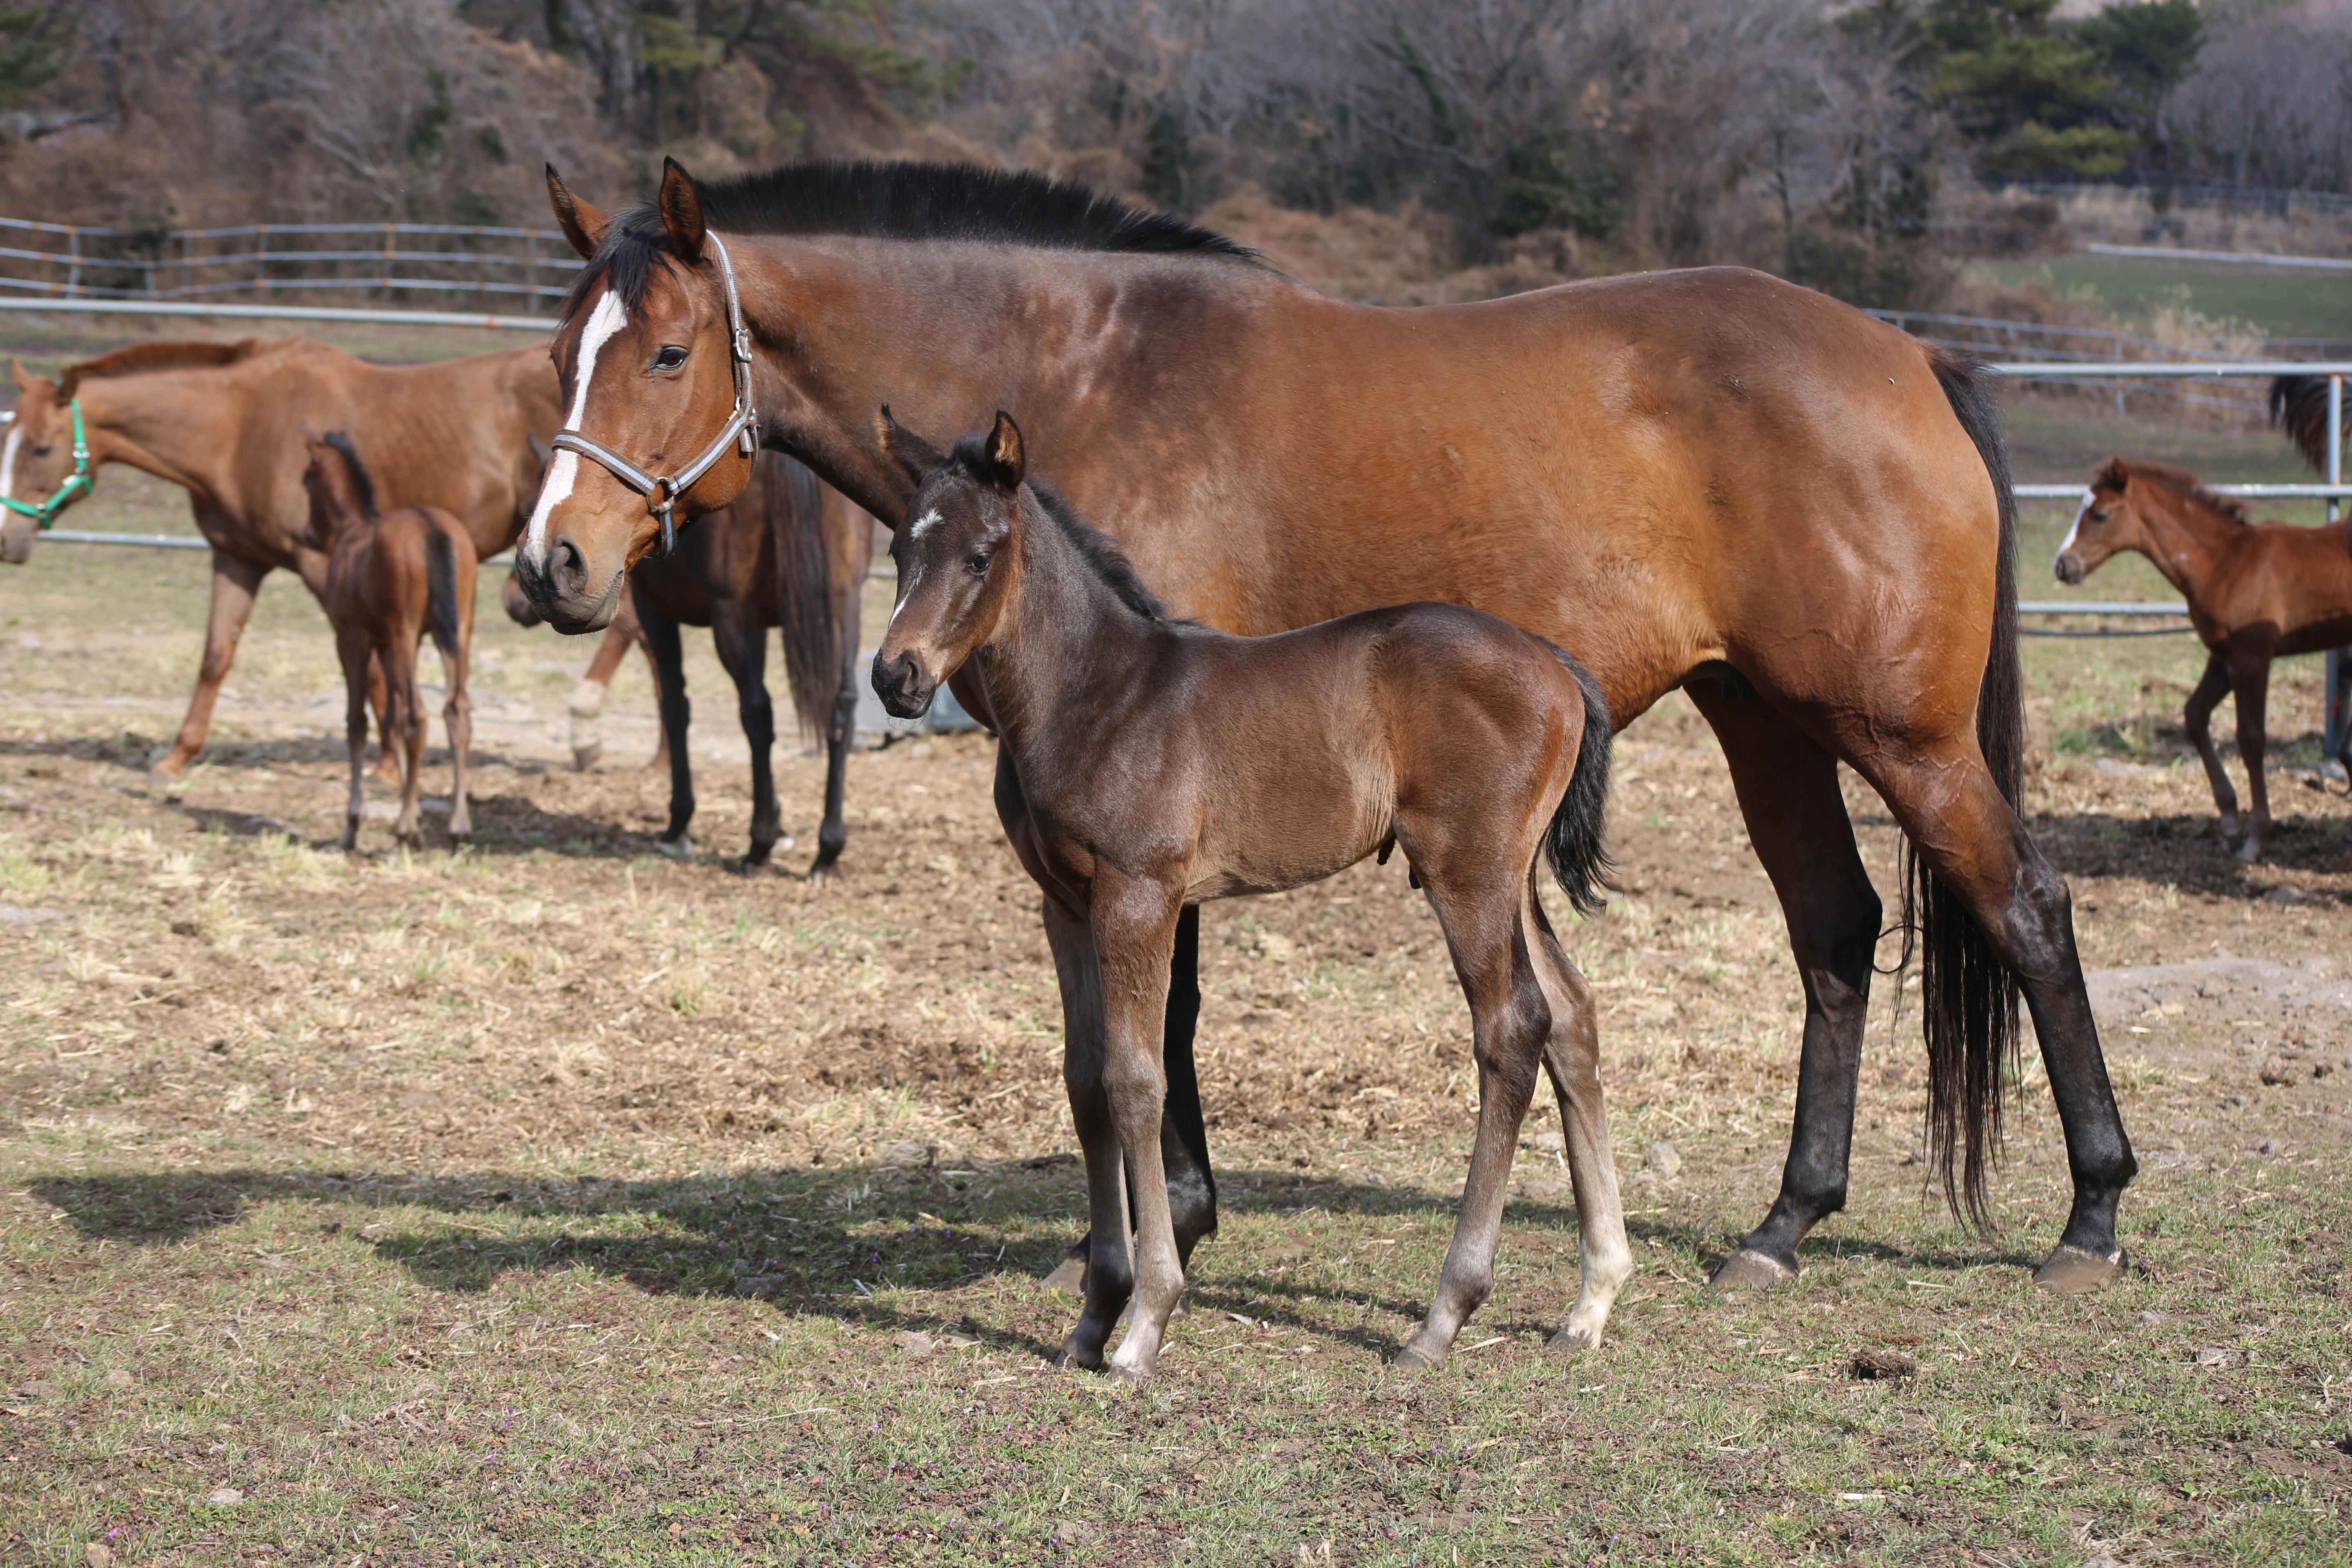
[425,528,465,660]
[1914,346,2026,1231]
[1540,643,1615,918]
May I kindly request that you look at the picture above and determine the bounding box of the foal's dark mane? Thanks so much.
[2124,458,2251,525]
[320,430,381,519]
[935,431,1171,621]
[564,160,1257,318]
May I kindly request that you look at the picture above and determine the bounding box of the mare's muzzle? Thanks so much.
[872,649,938,720]
[515,539,622,635]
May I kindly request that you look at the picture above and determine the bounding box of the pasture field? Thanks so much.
[1972,256,2352,345]
[4,414,2352,1564]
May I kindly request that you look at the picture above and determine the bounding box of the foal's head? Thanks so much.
[302,431,380,548]
[871,408,1027,719]
[2054,457,2244,585]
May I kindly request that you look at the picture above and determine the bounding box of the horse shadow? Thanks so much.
[2027,804,2352,898]
[24,1160,2022,1363]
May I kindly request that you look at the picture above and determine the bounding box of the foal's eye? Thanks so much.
[2088,508,2110,523]
[651,345,688,372]
[968,550,993,575]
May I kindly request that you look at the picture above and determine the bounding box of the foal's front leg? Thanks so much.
[1091,875,1188,1383]
[1042,895,1132,1371]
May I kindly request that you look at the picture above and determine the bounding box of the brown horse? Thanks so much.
[874,410,1625,1377]
[506,450,872,875]
[3,339,557,776]
[516,158,2138,1296]
[303,432,477,850]
[2054,457,2352,861]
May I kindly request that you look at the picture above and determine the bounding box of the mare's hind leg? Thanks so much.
[636,595,697,858]
[1687,688,1884,1287]
[336,626,372,851]
[2182,652,2240,837]
[1849,738,2136,1290]
[1528,909,1632,1352]
[710,602,785,871]
[1040,893,1136,1372]
[1396,874,1550,1370]
[808,576,863,880]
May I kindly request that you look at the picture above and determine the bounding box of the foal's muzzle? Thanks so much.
[872,649,938,720]
[2054,553,2085,587]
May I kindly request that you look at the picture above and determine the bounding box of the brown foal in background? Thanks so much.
[304,433,477,851]
[872,412,1627,1381]
[2054,456,2352,861]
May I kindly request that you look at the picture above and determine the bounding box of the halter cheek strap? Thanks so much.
[1,398,94,530]
[550,234,759,558]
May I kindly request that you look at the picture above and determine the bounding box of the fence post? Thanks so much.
[2327,375,2348,776]
[65,226,80,298]
[256,225,268,292]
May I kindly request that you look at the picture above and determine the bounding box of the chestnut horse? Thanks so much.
[874,410,1624,1377]
[2054,457,2352,861]
[304,433,476,849]
[516,158,2138,1296]
[3,340,557,776]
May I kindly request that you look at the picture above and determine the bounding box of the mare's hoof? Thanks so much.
[734,855,777,879]
[1545,1324,1598,1356]
[571,740,603,773]
[1038,1255,1087,1296]
[2034,1244,2127,1294]
[1711,1249,1796,1290]
[655,834,693,861]
[2236,838,2265,865]
[806,855,845,884]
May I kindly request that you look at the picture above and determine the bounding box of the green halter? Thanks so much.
[1,398,92,530]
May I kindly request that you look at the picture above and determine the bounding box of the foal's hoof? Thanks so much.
[2236,838,2266,865]
[1711,1249,1796,1290]
[2034,1244,2127,1294]
[1054,1336,1105,1373]
[1038,1255,1088,1296]
[1545,1323,1599,1356]
[571,740,603,773]
[1391,1339,1447,1373]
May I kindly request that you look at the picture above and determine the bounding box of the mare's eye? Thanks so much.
[651,345,688,372]
[968,550,993,575]
[29,444,50,458]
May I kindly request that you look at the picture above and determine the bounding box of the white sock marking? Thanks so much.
[524,289,629,565]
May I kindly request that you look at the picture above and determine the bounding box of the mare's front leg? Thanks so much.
[2226,646,2276,862]
[2181,650,2240,837]
[336,626,372,851]
[1529,912,1632,1353]
[1397,875,1550,1369]
[710,602,784,871]
[1040,894,1132,1371]
[158,550,269,778]
[635,595,697,858]
[1688,686,1883,1287]
[1091,873,1188,1383]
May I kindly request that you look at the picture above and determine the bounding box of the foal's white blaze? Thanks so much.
[908,507,944,539]
[2054,487,2096,569]
[523,289,630,566]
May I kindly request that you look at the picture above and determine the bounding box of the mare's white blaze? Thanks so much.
[2054,487,2095,568]
[0,421,21,497]
[523,289,630,564]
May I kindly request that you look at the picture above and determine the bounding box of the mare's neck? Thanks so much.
[2129,486,2237,597]
[978,497,1168,755]
[78,372,245,500]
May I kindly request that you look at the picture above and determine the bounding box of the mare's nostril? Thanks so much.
[549,535,590,598]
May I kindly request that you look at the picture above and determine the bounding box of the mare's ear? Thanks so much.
[2092,456,2128,493]
[545,165,610,261]
[876,404,945,486]
[657,157,707,264]
[984,410,1025,492]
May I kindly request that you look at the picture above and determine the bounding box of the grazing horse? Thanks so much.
[515,157,2139,1296]
[874,410,1625,1377]
[303,433,477,850]
[2054,457,2352,860]
[506,451,872,875]
[2,340,557,776]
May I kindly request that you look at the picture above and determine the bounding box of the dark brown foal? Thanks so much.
[305,433,477,850]
[872,412,1628,1381]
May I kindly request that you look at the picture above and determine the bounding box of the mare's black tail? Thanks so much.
[767,452,860,748]
[1915,346,2026,1231]
[425,530,463,659]
[1540,644,1614,917]
[2270,374,2344,474]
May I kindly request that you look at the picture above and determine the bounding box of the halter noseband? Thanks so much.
[1,397,93,531]
[550,233,759,558]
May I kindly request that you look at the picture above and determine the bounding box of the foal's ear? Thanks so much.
[2092,456,2129,494]
[984,411,1025,492]
[657,157,707,264]
[545,165,610,261]
[876,404,945,485]
[9,357,30,395]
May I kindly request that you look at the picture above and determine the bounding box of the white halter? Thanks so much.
[551,233,759,556]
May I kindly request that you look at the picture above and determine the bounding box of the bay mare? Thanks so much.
[2056,457,2352,861]
[508,450,873,877]
[872,411,1625,1378]
[517,158,2139,1295]
[3,340,558,776]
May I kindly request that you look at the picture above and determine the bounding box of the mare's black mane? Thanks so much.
[941,432,1170,621]
[563,159,1256,319]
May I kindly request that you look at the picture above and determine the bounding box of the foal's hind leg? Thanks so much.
[441,636,472,840]
[1397,879,1550,1370]
[2182,651,2240,838]
[2225,646,2277,862]
[336,626,372,851]
[387,641,427,846]
[1528,908,1632,1353]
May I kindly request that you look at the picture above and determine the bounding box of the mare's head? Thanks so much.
[2054,457,2245,585]
[871,408,1028,718]
[517,160,759,632]
[2,362,82,564]
[301,431,379,550]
